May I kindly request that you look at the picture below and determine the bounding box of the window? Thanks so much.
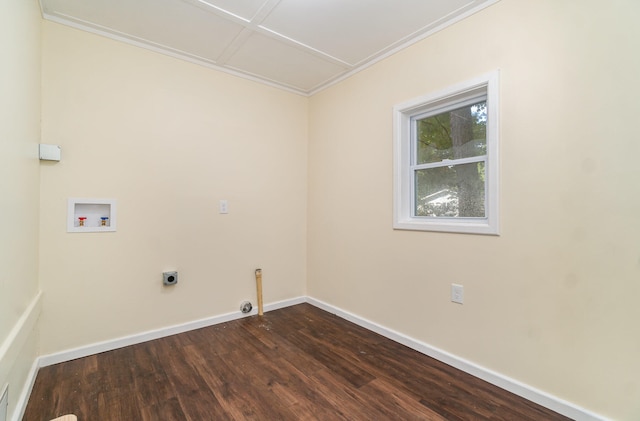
[393,71,499,234]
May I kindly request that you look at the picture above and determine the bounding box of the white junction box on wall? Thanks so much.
[67,198,117,232]
[39,143,61,161]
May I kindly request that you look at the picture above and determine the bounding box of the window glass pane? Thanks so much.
[416,101,486,165]
[414,161,485,217]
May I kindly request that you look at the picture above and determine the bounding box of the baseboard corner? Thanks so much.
[304,296,609,421]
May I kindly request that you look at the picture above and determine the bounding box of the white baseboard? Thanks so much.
[14,295,305,420]
[38,296,306,368]
[0,291,42,421]
[306,297,609,421]
[0,291,42,373]
[11,359,39,421]
[27,295,608,421]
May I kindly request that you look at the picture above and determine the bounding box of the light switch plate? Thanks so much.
[219,200,228,214]
[451,284,464,304]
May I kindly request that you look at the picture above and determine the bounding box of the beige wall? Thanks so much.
[308,1,640,420]
[8,1,639,419]
[39,22,308,354]
[0,0,42,419]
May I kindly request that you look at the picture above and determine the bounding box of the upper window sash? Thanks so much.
[410,94,487,124]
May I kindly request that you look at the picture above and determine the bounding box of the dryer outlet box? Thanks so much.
[163,271,178,286]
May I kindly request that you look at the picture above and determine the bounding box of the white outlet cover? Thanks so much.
[219,200,229,214]
[451,284,464,304]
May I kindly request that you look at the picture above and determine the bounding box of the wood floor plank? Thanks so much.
[358,378,447,420]
[283,327,377,388]
[240,318,327,378]
[153,336,229,420]
[182,343,292,420]
[328,324,521,420]
[128,344,176,412]
[23,303,572,421]
[138,396,186,421]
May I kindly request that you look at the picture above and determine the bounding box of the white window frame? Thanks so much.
[393,71,499,235]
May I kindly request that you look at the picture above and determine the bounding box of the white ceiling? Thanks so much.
[40,0,498,96]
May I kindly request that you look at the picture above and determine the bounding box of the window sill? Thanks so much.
[393,217,499,235]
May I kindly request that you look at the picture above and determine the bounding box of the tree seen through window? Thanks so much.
[414,101,487,217]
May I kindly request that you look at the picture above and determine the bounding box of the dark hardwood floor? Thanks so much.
[24,304,571,420]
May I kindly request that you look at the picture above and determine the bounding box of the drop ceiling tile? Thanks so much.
[40,0,499,94]
[44,0,244,61]
[261,0,474,65]
[225,32,347,92]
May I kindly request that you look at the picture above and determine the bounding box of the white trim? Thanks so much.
[40,12,308,97]
[21,294,607,420]
[393,70,500,235]
[40,1,500,97]
[0,292,42,421]
[0,384,6,421]
[306,297,609,421]
[0,292,42,366]
[38,296,306,367]
[10,359,39,421]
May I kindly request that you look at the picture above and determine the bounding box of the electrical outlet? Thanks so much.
[219,200,228,214]
[451,284,464,304]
